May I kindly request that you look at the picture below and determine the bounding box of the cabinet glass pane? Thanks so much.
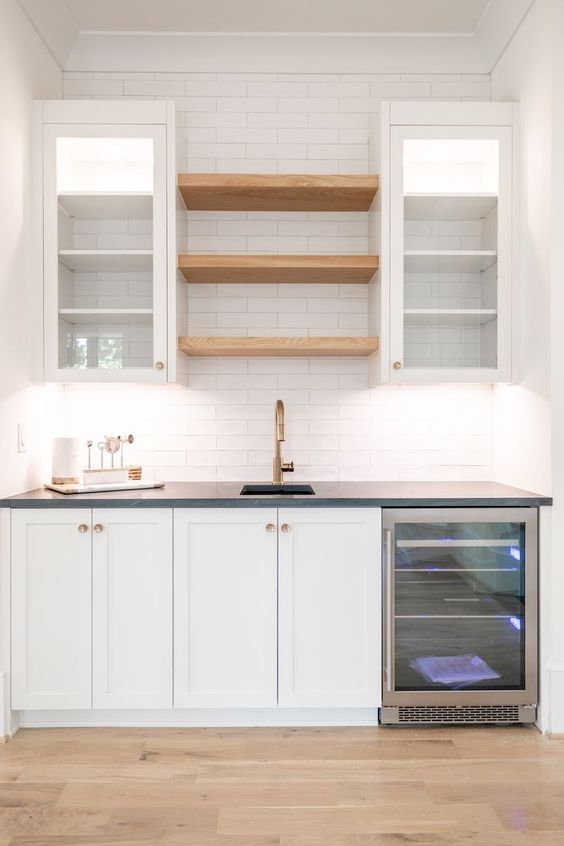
[392,520,526,692]
[55,136,155,371]
[402,138,499,369]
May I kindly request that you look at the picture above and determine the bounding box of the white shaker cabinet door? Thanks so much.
[92,508,173,708]
[174,508,278,708]
[278,508,382,708]
[11,509,92,710]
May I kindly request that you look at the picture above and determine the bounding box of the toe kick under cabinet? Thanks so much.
[9,507,381,716]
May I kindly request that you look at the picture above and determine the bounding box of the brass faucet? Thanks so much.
[273,399,294,485]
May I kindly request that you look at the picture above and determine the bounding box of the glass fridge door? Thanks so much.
[383,508,537,705]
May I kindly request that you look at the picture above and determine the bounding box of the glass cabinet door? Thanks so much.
[43,124,167,381]
[383,508,537,704]
[389,125,512,382]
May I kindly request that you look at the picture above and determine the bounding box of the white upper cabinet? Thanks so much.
[278,508,381,708]
[92,508,173,709]
[35,101,176,383]
[376,101,515,384]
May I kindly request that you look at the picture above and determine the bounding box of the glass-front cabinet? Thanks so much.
[37,102,173,382]
[382,508,537,715]
[382,102,514,383]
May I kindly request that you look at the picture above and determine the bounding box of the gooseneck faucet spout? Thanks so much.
[273,400,294,485]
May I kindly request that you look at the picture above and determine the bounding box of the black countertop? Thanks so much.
[0,481,552,508]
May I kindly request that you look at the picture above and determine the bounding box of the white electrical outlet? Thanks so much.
[17,423,27,453]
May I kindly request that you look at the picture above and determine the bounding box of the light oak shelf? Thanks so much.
[178,254,379,284]
[179,336,379,358]
[178,173,379,211]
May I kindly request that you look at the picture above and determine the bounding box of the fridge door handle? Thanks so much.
[384,528,394,693]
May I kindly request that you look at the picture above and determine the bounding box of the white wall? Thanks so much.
[0,0,62,496]
[491,0,552,495]
[59,70,495,484]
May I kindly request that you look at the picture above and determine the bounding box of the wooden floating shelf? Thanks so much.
[178,254,379,284]
[178,173,379,212]
[179,336,379,358]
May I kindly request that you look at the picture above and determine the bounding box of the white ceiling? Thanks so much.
[62,0,491,35]
[18,0,535,73]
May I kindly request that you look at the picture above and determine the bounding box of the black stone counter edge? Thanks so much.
[0,496,553,508]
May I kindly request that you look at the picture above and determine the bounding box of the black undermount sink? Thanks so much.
[240,484,315,496]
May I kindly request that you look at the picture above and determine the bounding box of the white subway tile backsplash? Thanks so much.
[218,97,277,112]
[186,81,246,96]
[279,98,339,112]
[248,112,309,127]
[123,79,185,96]
[62,68,493,483]
[248,82,309,97]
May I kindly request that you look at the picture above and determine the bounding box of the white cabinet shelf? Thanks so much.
[58,193,153,220]
[404,309,497,327]
[59,308,154,325]
[404,194,497,220]
[404,251,497,274]
[58,250,153,272]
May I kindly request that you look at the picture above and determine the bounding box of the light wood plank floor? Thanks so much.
[1,726,564,844]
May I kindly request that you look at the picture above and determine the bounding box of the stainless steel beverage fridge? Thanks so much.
[381,508,538,725]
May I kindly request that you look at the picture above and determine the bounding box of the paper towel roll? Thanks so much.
[52,437,81,484]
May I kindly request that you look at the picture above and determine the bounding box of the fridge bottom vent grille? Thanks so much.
[395,705,521,724]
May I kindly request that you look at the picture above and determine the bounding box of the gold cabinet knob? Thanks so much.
[78,524,89,533]
[281,523,291,533]
[155,361,164,370]
[393,361,402,370]
[266,523,276,533]
[93,524,104,533]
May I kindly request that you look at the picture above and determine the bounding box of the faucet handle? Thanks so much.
[281,461,294,473]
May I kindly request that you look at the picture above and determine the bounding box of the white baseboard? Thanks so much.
[17,707,380,728]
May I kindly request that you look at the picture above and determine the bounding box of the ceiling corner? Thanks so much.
[17,0,80,68]
[474,0,536,72]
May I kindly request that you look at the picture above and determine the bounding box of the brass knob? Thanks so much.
[94,524,103,533]
[266,523,276,533]
[281,523,291,533]
[393,361,402,370]
[155,361,164,370]
[78,524,89,533]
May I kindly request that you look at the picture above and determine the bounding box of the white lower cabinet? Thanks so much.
[10,505,381,716]
[174,508,278,707]
[11,509,92,709]
[278,508,381,708]
[92,508,172,708]
[11,507,173,711]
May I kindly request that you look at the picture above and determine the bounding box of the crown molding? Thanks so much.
[65,32,482,74]
[19,0,538,75]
